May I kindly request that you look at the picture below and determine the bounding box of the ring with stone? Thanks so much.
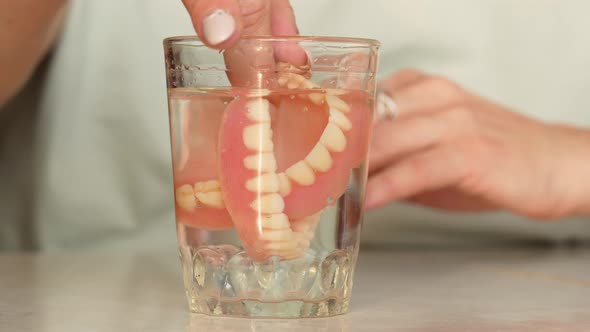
[375,89,398,122]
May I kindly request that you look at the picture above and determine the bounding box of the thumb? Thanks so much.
[183,0,302,87]
[223,0,277,88]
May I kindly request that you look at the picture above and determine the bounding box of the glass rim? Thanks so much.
[163,35,380,48]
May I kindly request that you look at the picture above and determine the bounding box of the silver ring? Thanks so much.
[375,89,398,122]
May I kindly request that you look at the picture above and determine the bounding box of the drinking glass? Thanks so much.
[163,36,379,318]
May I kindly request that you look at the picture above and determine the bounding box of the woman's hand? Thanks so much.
[181,0,304,87]
[181,0,297,49]
[367,69,590,220]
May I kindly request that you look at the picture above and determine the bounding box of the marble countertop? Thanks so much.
[2,247,590,331]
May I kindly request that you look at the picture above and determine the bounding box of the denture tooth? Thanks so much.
[264,240,298,251]
[285,160,316,186]
[278,74,290,86]
[251,193,285,214]
[286,74,306,89]
[243,123,274,152]
[176,184,197,211]
[260,229,294,242]
[247,89,271,98]
[309,93,325,105]
[243,153,277,173]
[287,81,300,89]
[291,223,308,233]
[259,213,290,230]
[245,173,280,193]
[326,95,350,112]
[267,249,302,260]
[292,212,322,236]
[194,180,220,193]
[195,191,224,208]
[329,108,352,131]
[320,123,347,152]
[283,252,304,260]
[277,173,292,196]
[304,143,333,172]
[245,98,271,122]
[298,239,311,249]
[326,88,347,96]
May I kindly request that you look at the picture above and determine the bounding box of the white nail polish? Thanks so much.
[202,9,235,45]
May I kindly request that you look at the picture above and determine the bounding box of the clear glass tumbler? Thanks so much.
[163,36,379,318]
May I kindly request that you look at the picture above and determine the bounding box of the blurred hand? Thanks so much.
[181,0,297,49]
[367,69,590,220]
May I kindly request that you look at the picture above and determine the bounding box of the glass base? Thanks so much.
[188,297,350,318]
[179,245,356,318]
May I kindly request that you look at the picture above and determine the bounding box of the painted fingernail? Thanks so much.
[202,9,236,45]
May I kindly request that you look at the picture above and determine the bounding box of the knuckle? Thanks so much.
[445,105,476,128]
[420,75,463,99]
[394,68,423,79]
[241,0,270,28]
[407,157,430,186]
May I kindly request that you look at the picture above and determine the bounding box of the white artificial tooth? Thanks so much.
[277,173,292,196]
[326,95,350,112]
[326,88,347,96]
[302,230,316,240]
[260,229,294,242]
[247,89,270,98]
[287,81,300,89]
[291,223,309,233]
[243,123,274,152]
[264,240,298,251]
[195,191,225,208]
[245,173,280,193]
[278,74,290,86]
[304,143,333,173]
[176,184,196,211]
[329,108,352,131]
[282,253,304,260]
[267,249,301,260]
[285,160,316,186]
[308,93,325,105]
[194,180,220,193]
[320,123,346,152]
[302,80,318,89]
[287,74,305,89]
[245,98,270,122]
[292,212,322,236]
[298,239,311,249]
[251,193,285,214]
[259,213,290,230]
[243,153,277,173]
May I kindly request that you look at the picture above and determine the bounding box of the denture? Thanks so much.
[173,72,370,261]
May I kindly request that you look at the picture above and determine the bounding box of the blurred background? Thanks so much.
[1,0,589,254]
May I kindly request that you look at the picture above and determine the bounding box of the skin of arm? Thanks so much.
[0,0,68,107]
